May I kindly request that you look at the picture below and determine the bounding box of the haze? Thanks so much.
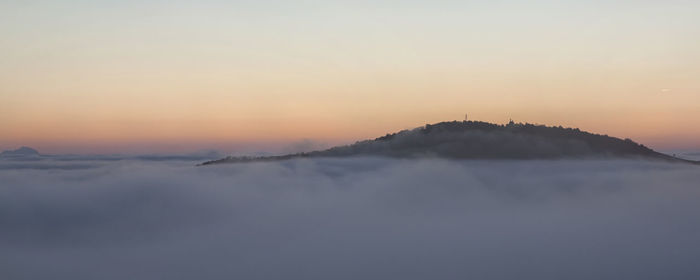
[2,157,700,279]
[2,0,699,154]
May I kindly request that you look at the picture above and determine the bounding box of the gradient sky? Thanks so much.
[2,0,699,154]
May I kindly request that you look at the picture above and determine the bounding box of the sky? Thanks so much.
[1,0,699,154]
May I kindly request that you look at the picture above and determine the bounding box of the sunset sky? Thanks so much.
[2,0,699,154]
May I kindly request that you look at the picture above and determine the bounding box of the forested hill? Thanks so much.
[201,120,696,165]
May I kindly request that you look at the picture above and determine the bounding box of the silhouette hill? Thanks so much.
[201,120,697,165]
[0,146,40,157]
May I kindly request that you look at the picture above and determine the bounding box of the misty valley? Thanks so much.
[2,155,699,279]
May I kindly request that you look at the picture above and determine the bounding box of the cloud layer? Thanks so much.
[1,158,700,279]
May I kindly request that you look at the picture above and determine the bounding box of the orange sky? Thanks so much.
[1,1,699,154]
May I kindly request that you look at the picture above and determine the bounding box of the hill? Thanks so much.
[0,147,40,157]
[201,121,697,165]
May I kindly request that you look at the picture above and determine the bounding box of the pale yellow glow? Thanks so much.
[1,1,699,153]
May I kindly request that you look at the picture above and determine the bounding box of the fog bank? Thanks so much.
[1,158,700,279]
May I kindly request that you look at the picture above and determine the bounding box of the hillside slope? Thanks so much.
[201,121,695,165]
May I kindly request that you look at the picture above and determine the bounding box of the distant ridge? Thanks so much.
[0,147,40,157]
[201,120,698,165]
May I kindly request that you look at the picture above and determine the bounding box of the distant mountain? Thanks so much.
[0,147,40,157]
[201,120,698,165]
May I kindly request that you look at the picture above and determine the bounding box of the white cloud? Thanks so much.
[1,158,699,279]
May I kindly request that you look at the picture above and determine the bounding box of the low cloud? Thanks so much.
[1,158,700,279]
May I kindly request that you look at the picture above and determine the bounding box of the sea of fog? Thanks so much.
[1,156,700,279]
